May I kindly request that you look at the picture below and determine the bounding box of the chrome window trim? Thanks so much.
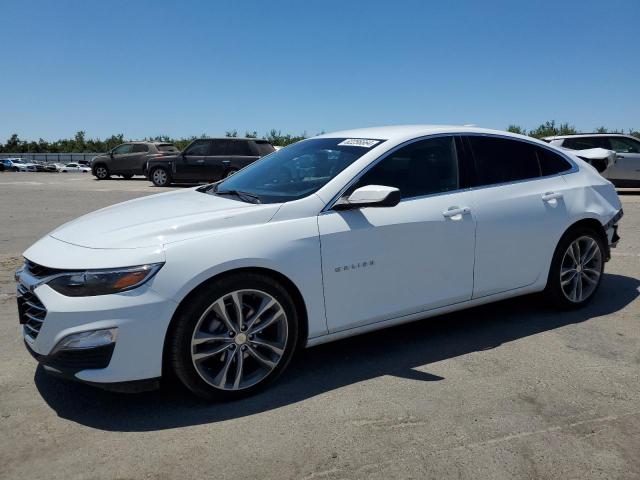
[321,132,579,213]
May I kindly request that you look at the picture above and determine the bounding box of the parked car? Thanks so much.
[145,138,276,187]
[2,158,37,172]
[16,126,622,400]
[60,163,91,173]
[91,142,180,180]
[544,134,640,186]
[33,162,58,172]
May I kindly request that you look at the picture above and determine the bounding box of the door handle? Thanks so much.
[442,206,471,218]
[196,159,204,163]
[541,192,563,202]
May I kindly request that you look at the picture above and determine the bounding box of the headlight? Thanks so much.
[47,263,163,297]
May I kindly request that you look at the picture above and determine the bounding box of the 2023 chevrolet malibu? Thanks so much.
[15,126,623,400]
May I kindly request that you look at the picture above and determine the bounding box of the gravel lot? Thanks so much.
[1,172,639,480]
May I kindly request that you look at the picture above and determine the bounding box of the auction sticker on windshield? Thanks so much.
[337,139,380,148]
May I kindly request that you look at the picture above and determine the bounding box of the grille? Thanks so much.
[25,259,66,278]
[17,284,47,340]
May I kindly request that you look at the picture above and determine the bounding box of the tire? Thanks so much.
[225,168,239,178]
[545,227,606,309]
[122,174,133,180]
[150,167,171,187]
[169,273,300,401]
[94,164,110,180]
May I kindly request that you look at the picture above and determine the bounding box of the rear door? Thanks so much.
[226,140,258,174]
[606,136,640,181]
[128,144,149,174]
[465,135,573,298]
[202,140,229,180]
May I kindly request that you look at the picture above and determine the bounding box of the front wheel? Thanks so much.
[94,165,110,180]
[545,228,605,309]
[168,273,299,401]
[150,167,171,187]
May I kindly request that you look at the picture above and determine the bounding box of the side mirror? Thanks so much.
[333,185,401,210]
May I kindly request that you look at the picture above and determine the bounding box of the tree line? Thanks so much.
[1,122,638,153]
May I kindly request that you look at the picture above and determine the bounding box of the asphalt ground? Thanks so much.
[1,172,639,480]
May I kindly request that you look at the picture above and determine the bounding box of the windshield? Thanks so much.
[209,138,383,203]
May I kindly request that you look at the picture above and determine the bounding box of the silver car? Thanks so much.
[544,134,640,186]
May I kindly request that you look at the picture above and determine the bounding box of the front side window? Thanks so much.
[350,136,459,199]
[112,144,132,155]
[209,138,383,203]
[184,140,211,156]
[609,137,640,153]
[468,136,540,186]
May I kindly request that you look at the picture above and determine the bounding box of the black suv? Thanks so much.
[91,142,179,180]
[145,138,275,187]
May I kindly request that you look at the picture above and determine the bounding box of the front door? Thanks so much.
[178,139,213,181]
[318,136,476,332]
[110,143,134,172]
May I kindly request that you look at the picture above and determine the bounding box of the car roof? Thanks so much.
[314,124,543,143]
[543,133,632,140]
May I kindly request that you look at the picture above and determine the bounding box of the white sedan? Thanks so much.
[15,125,622,400]
[59,163,91,173]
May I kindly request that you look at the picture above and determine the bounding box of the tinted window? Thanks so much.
[184,140,211,156]
[227,140,253,156]
[112,144,132,155]
[468,136,540,185]
[212,138,381,203]
[562,137,608,150]
[254,141,276,156]
[536,147,573,176]
[157,144,178,152]
[351,136,458,199]
[131,144,149,153]
[208,140,228,156]
[609,137,640,153]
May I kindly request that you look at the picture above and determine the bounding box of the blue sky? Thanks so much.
[1,0,638,141]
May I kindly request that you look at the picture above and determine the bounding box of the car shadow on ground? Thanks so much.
[34,273,639,432]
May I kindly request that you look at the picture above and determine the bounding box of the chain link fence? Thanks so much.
[0,153,100,164]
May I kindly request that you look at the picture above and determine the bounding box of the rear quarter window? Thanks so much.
[157,144,179,153]
[253,141,276,156]
[536,147,573,176]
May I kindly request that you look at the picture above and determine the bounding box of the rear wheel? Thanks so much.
[150,167,171,187]
[545,227,605,309]
[94,165,110,180]
[169,273,299,401]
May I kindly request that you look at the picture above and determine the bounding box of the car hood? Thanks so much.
[49,188,282,249]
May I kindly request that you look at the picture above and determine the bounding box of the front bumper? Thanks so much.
[16,271,178,387]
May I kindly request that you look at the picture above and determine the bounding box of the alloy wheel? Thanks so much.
[152,169,167,186]
[560,235,602,303]
[190,289,288,390]
[96,167,108,179]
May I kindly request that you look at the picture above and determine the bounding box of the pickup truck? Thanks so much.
[145,138,276,186]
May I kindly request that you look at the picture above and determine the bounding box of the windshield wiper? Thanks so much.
[215,189,262,204]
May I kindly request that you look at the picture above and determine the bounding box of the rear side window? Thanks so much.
[131,144,149,153]
[609,137,640,153]
[254,141,276,156]
[536,147,573,176]
[352,136,459,199]
[157,144,178,153]
[227,141,253,156]
[468,136,540,186]
[562,137,608,150]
